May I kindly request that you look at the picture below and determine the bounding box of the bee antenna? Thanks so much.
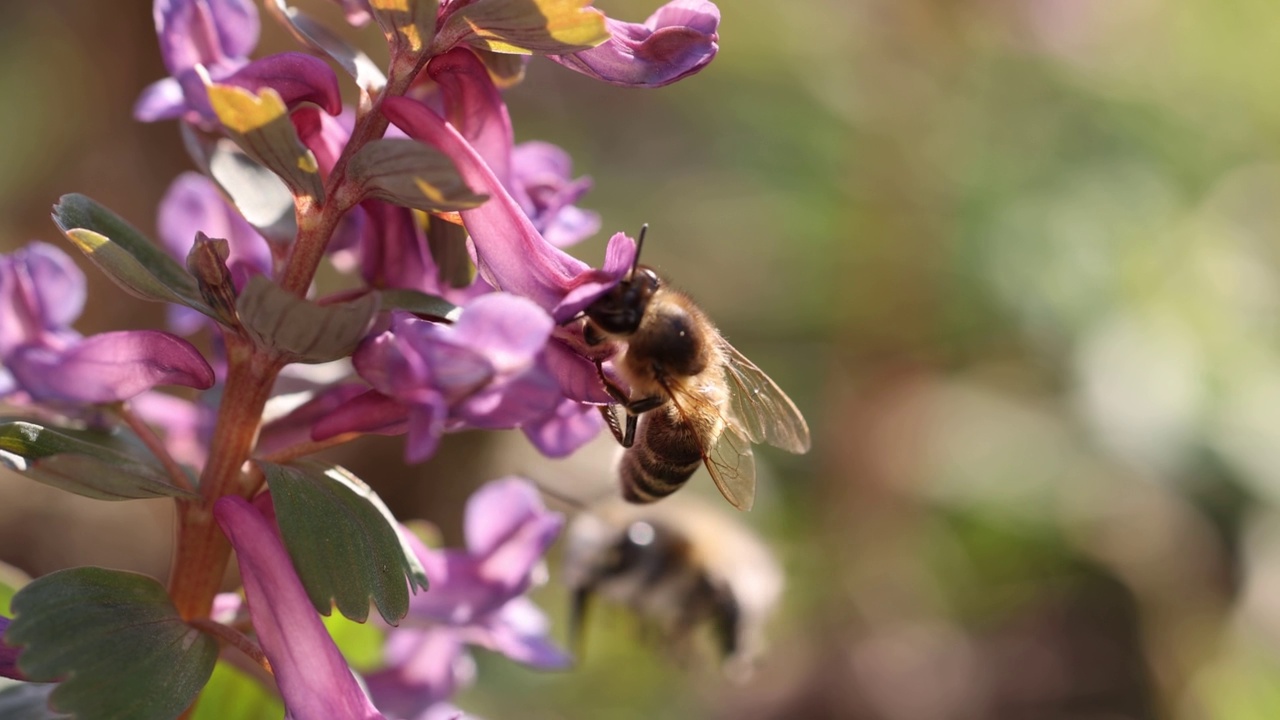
[627,223,648,281]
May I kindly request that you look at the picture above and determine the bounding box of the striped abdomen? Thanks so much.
[619,406,709,504]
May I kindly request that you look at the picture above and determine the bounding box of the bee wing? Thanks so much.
[664,382,758,512]
[704,420,757,512]
[720,341,811,453]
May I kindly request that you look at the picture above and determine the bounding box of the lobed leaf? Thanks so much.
[51,195,213,318]
[207,84,324,203]
[260,462,429,624]
[378,288,461,321]
[434,0,609,55]
[6,568,218,720]
[0,421,198,502]
[0,682,70,720]
[348,138,488,213]
[236,277,380,363]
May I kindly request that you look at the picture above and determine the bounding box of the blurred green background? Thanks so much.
[6,0,1280,718]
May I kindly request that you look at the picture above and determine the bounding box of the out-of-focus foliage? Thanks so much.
[6,0,1280,718]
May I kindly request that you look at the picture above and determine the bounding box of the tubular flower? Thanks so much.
[0,243,214,404]
[365,479,570,720]
[214,496,388,720]
[547,0,721,88]
[136,0,341,124]
[0,616,23,680]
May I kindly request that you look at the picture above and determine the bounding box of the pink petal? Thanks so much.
[214,497,387,720]
[223,51,344,117]
[428,48,514,186]
[8,331,214,403]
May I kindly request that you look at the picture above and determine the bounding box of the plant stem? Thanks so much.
[169,336,282,620]
[115,403,194,494]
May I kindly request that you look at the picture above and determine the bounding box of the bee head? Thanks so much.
[585,266,660,335]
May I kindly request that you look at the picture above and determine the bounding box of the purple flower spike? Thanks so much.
[428,49,516,187]
[548,0,720,88]
[1,616,24,680]
[365,629,474,718]
[220,51,344,117]
[214,496,388,720]
[7,330,216,404]
[0,242,84,360]
[382,95,636,323]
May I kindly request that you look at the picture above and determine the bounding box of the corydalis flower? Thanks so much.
[136,0,341,124]
[214,496,388,720]
[316,295,566,462]
[548,0,721,88]
[365,478,569,719]
[0,243,214,404]
[0,616,22,680]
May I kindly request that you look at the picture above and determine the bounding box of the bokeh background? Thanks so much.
[5,0,1280,718]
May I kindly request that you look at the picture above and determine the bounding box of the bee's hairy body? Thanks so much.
[590,282,731,504]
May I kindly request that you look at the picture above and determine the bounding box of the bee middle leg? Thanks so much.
[594,360,664,449]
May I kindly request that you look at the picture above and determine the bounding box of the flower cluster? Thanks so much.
[0,0,720,717]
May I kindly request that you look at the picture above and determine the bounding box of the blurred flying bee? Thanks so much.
[582,226,811,511]
[561,496,783,677]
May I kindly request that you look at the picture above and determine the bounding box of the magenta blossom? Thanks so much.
[214,496,388,720]
[365,478,569,719]
[316,295,569,462]
[0,243,214,404]
[548,0,720,88]
[136,0,341,124]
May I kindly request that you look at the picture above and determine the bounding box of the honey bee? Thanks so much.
[582,226,811,511]
[561,496,783,677]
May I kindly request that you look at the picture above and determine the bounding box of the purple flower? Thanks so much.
[0,243,215,404]
[157,172,271,334]
[214,496,388,720]
[382,94,636,323]
[1,616,23,680]
[548,0,720,88]
[365,479,569,719]
[427,49,600,249]
[136,0,341,124]
[316,294,566,462]
[510,141,600,248]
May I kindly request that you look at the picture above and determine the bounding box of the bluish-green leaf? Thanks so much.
[207,84,324,203]
[7,568,218,720]
[260,461,429,624]
[0,421,198,502]
[187,662,282,720]
[51,195,213,318]
[0,682,71,720]
[378,288,461,321]
[203,137,298,244]
[348,138,488,212]
[236,278,380,363]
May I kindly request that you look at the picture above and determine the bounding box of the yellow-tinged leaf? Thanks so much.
[370,0,411,10]
[207,84,289,134]
[438,0,609,55]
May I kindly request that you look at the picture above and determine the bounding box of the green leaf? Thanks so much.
[0,682,71,720]
[426,215,476,289]
[0,421,198,502]
[187,662,282,720]
[476,48,529,88]
[7,568,218,720]
[200,136,298,244]
[379,289,462,322]
[260,461,429,624]
[207,84,324,203]
[369,0,439,55]
[348,138,488,212]
[236,278,380,363]
[51,195,213,317]
[434,0,609,55]
[266,0,386,91]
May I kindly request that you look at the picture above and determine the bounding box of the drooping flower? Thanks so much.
[315,295,569,462]
[214,496,388,720]
[0,243,215,404]
[364,478,570,720]
[548,0,721,88]
[510,141,600,248]
[136,0,341,124]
